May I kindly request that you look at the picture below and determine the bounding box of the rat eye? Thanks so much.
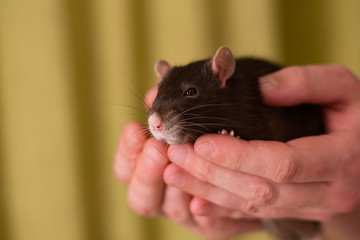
[184,87,197,97]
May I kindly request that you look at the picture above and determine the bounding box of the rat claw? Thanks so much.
[217,129,240,138]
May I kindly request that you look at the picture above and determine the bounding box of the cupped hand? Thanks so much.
[164,65,360,221]
[114,90,261,238]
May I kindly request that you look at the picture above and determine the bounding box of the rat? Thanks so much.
[148,46,324,240]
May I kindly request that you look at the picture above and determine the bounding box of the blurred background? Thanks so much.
[0,0,359,240]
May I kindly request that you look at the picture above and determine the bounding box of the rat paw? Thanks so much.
[217,129,235,136]
[217,129,240,138]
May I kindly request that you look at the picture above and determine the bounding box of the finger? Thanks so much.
[113,121,148,182]
[161,185,259,236]
[259,65,360,106]
[127,138,169,216]
[168,143,276,205]
[164,163,250,210]
[162,186,196,227]
[169,142,335,209]
[190,197,254,219]
[184,142,337,209]
[189,197,329,221]
[193,133,351,183]
[164,165,332,221]
[194,216,261,239]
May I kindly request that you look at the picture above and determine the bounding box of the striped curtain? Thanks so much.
[1,0,359,240]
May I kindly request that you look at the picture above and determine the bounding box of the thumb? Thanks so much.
[259,65,357,107]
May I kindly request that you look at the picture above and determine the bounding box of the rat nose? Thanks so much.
[148,113,163,132]
[154,123,162,131]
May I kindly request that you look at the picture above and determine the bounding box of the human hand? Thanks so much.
[114,89,261,238]
[164,65,360,222]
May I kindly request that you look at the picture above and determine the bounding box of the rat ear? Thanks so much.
[154,60,171,81]
[211,46,235,88]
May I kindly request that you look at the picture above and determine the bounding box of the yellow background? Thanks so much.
[1,0,359,240]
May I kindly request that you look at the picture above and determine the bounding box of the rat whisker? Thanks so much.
[117,104,149,116]
[125,86,152,110]
[180,115,238,122]
[181,121,238,127]
[180,126,208,137]
[178,130,197,142]
[180,122,212,133]
[139,128,151,137]
[174,103,236,118]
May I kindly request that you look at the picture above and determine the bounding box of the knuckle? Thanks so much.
[271,157,297,183]
[331,64,360,94]
[240,200,259,215]
[287,66,311,89]
[248,181,275,205]
[233,147,249,170]
[197,161,216,182]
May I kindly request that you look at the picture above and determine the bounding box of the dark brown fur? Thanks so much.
[150,57,324,240]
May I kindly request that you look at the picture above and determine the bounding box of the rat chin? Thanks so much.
[149,126,182,145]
[152,134,183,145]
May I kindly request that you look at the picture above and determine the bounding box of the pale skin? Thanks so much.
[114,65,360,239]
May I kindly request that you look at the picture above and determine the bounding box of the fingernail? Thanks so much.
[259,76,278,93]
[167,170,187,187]
[195,141,215,160]
[168,145,188,165]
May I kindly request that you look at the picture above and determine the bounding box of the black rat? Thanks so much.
[148,46,324,240]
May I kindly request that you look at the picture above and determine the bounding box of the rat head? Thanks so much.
[148,46,236,144]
